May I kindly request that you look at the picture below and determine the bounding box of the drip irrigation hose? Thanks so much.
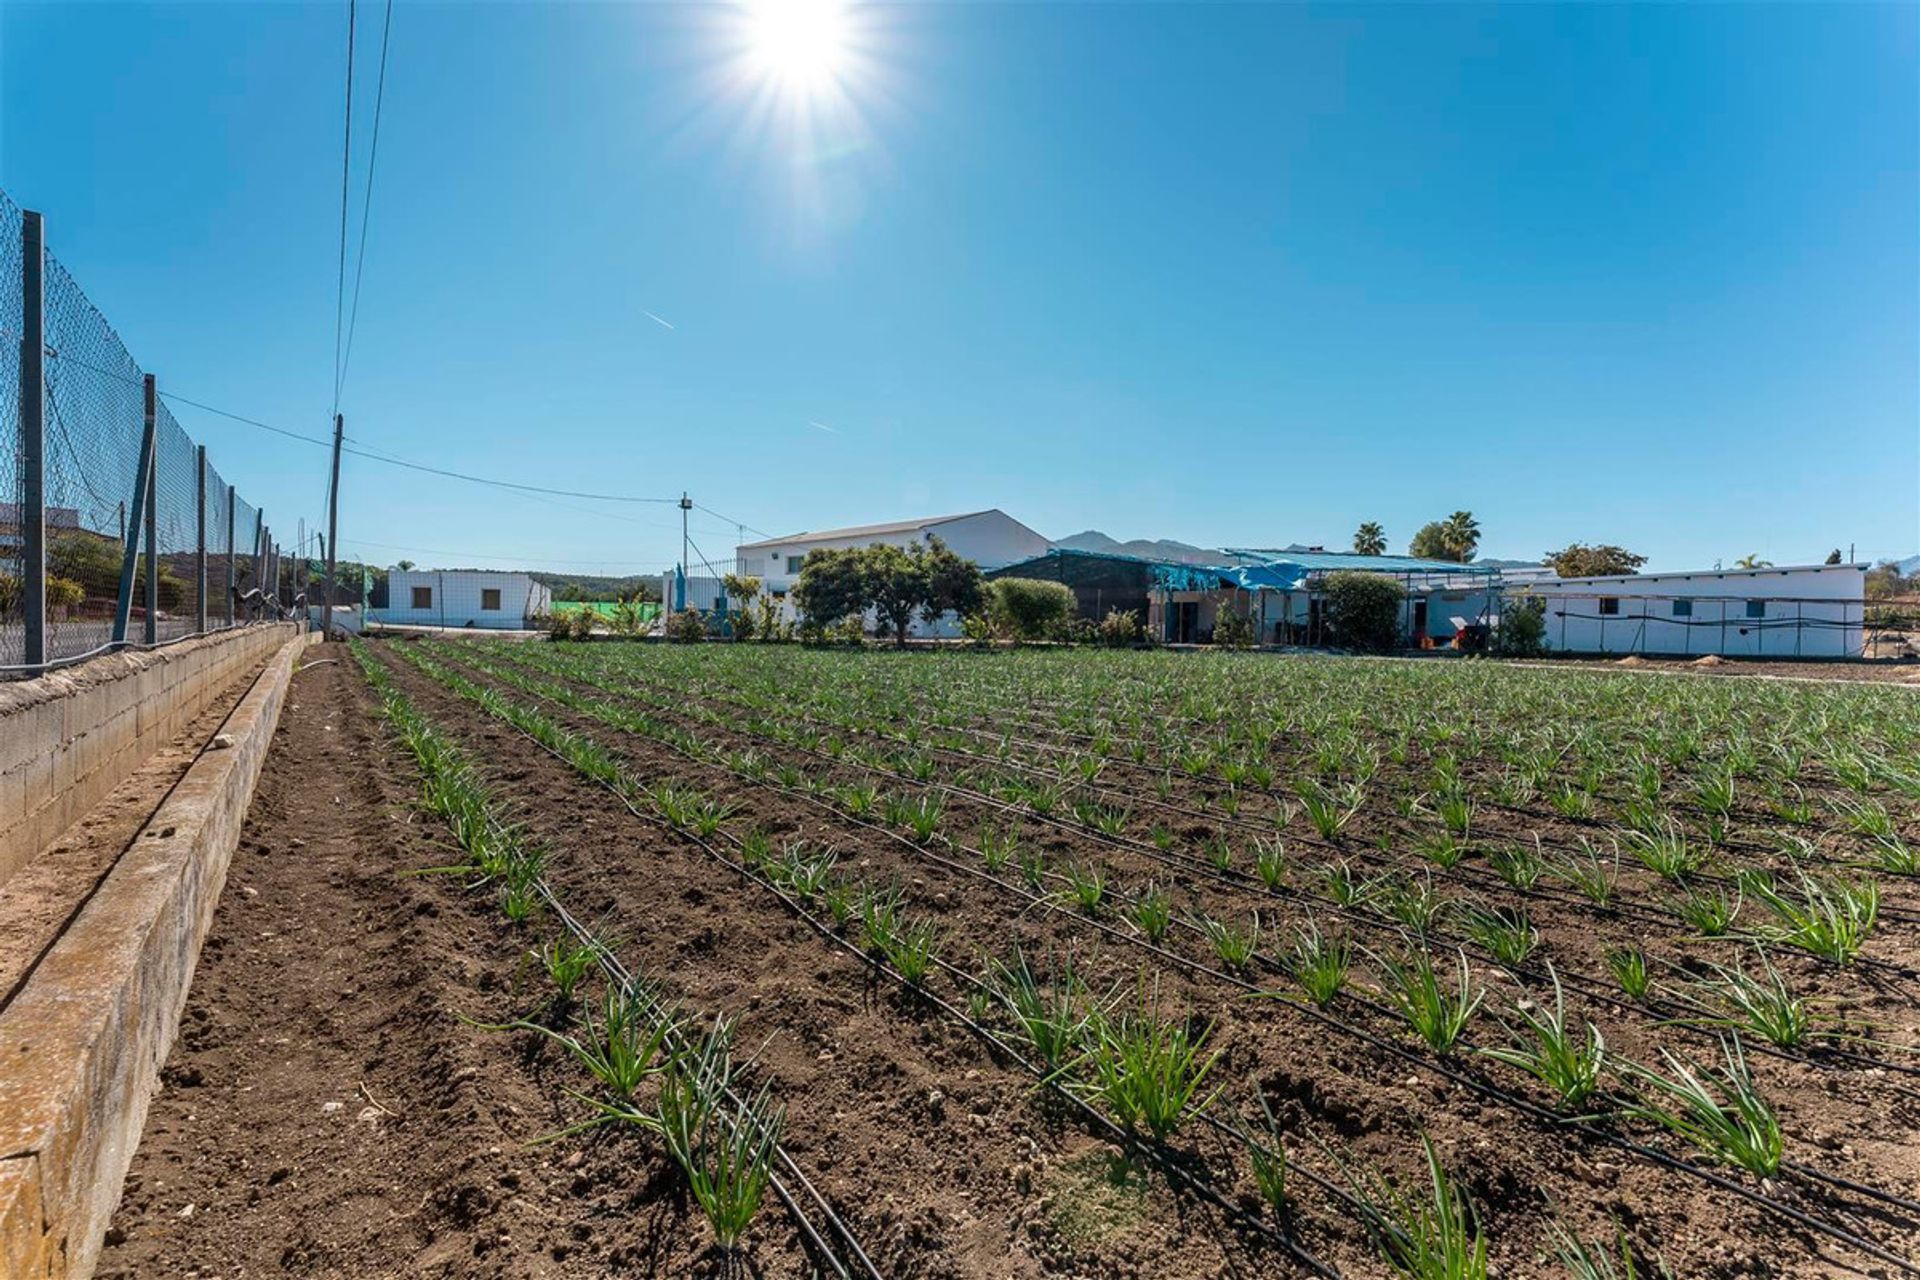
[357,650,880,1280]
[415,640,1920,1274]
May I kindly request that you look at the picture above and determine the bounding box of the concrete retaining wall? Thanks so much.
[0,631,310,1278]
[0,626,297,892]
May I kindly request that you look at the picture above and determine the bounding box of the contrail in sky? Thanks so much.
[643,310,675,330]
[808,420,838,434]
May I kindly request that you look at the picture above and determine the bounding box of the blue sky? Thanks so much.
[5,2,1915,574]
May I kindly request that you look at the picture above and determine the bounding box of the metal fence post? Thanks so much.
[20,210,46,668]
[143,392,158,645]
[253,512,265,620]
[224,483,236,621]
[195,444,207,635]
[112,375,159,647]
[225,484,236,625]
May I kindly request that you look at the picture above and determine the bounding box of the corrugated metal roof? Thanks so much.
[738,511,992,551]
[1222,548,1499,574]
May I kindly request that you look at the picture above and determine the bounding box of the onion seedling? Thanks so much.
[1076,982,1221,1139]
[1285,917,1352,1007]
[1666,885,1740,939]
[1668,950,1815,1049]
[1547,1218,1674,1280]
[1337,1134,1488,1280]
[1459,903,1537,967]
[1623,1037,1782,1179]
[1195,911,1260,972]
[1254,837,1289,889]
[1378,946,1484,1055]
[1606,946,1652,1001]
[985,949,1095,1071]
[1749,873,1877,965]
[1239,1091,1291,1221]
[1480,966,1604,1109]
[1129,884,1174,944]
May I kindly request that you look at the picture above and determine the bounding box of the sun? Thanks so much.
[744,0,852,96]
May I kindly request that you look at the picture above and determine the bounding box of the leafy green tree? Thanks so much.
[863,543,933,647]
[1544,543,1646,577]
[395,559,416,571]
[1323,571,1406,653]
[1733,554,1773,569]
[792,548,867,627]
[920,537,986,629]
[1353,522,1387,556]
[1824,549,1843,565]
[723,572,762,640]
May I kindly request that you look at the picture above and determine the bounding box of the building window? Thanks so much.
[1746,600,1766,619]
[1672,599,1692,617]
[1598,597,1620,616]
[411,585,433,609]
[481,588,501,611]
[787,555,805,574]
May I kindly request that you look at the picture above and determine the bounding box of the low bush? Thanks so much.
[991,578,1076,642]
[1323,571,1406,653]
[665,608,707,643]
[1213,604,1256,649]
[1494,594,1550,657]
[1098,607,1143,647]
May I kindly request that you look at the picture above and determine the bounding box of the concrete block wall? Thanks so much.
[0,626,297,893]
[0,633,309,1277]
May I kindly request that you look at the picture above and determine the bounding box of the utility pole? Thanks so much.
[325,413,343,639]
[679,491,693,611]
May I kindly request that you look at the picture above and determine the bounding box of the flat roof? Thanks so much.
[737,511,991,551]
[1538,563,1865,587]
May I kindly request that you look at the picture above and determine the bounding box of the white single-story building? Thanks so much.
[733,510,1053,637]
[1522,563,1867,658]
[370,569,552,631]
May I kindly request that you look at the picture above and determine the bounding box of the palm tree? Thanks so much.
[1733,554,1773,569]
[1353,522,1387,557]
[1442,511,1481,563]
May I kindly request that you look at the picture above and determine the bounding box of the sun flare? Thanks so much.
[744,0,852,96]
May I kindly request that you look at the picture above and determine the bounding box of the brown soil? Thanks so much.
[101,642,1920,1279]
[100,657,800,1278]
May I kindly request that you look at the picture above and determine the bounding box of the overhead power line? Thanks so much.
[332,0,356,418]
[338,0,392,405]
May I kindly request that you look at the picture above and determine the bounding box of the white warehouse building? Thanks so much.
[1523,563,1868,659]
[734,510,1053,637]
[371,569,552,631]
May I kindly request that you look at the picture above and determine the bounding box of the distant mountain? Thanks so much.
[1053,530,1227,564]
[1896,555,1920,576]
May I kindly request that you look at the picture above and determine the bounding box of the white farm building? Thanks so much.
[1524,563,1868,659]
[734,510,1052,637]
[371,569,552,631]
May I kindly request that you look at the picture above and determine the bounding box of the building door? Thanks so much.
[1411,599,1428,643]
[1172,601,1198,644]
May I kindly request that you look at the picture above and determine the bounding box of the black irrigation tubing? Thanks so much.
[586,657,1920,987]
[386,647,1343,1280]
[358,652,881,1280]
[596,660,1920,933]
[460,643,1920,1079]
[420,642,1920,1267]
[535,886,880,1280]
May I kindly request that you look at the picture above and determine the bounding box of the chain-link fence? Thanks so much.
[4,187,298,675]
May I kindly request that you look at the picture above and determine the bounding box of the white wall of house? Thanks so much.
[1524,564,1866,658]
[734,510,1053,638]
[371,570,552,630]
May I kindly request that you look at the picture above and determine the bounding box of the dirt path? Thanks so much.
[98,656,748,1278]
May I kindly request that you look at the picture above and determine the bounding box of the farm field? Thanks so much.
[344,637,1918,1277]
